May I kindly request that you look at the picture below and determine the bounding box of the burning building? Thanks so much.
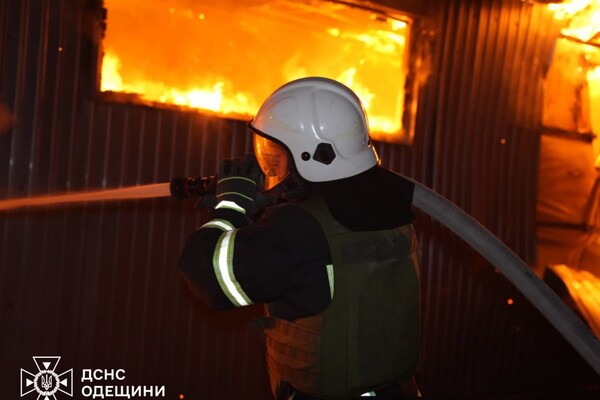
[0,0,599,398]
[99,0,421,144]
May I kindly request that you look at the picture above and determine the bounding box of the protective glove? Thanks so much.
[194,178,217,210]
[215,153,263,216]
[195,193,217,210]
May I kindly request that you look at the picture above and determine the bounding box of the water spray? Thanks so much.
[0,176,217,212]
[0,183,173,212]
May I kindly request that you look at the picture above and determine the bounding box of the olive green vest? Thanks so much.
[264,196,420,399]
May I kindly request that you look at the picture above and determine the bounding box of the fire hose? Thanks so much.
[170,175,600,375]
[410,179,600,376]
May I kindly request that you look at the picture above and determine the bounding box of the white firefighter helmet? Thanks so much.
[249,77,379,188]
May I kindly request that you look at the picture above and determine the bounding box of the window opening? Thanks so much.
[100,0,419,143]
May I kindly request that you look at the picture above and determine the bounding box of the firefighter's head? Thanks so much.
[248,77,379,191]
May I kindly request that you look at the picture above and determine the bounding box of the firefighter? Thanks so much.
[178,77,421,399]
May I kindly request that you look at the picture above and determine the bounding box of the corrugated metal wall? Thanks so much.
[401,0,599,396]
[0,0,597,399]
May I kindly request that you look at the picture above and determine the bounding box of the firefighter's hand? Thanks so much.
[215,153,262,216]
[194,177,217,210]
[194,193,217,210]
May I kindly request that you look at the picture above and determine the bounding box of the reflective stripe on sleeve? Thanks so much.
[200,219,235,231]
[212,230,253,307]
[326,264,334,300]
[217,191,254,202]
[215,200,246,214]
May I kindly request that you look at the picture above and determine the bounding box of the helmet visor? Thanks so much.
[253,134,290,190]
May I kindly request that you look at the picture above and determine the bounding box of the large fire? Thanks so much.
[100,0,412,142]
[546,0,600,163]
[542,1,600,338]
[549,0,600,42]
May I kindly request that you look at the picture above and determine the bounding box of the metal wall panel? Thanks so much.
[388,0,597,397]
[0,0,597,399]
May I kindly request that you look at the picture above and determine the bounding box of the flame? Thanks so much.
[589,66,600,161]
[100,50,123,92]
[589,66,600,81]
[545,1,600,164]
[101,47,257,115]
[548,265,600,338]
[549,0,593,20]
[100,0,411,141]
[549,0,600,42]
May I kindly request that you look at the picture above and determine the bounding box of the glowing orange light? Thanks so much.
[548,265,600,337]
[549,0,600,42]
[100,0,413,142]
[179,395,184,400]
[507,298,514,305]
[589,67,600,152]
[549,0,592,20]
[100,49,123,92]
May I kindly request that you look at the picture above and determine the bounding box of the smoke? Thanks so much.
[0,102,14,135]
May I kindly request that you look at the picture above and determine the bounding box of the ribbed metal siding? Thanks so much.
[393,0,597,396]
[381,0,597,396]
[0,0,596,399]
[0,1,269,397]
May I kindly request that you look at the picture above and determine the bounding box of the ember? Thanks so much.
[100,0,414,142]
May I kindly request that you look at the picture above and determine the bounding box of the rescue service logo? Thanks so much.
[20,356,73,400]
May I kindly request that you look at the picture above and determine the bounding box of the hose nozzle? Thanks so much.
[170,176,215,199]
